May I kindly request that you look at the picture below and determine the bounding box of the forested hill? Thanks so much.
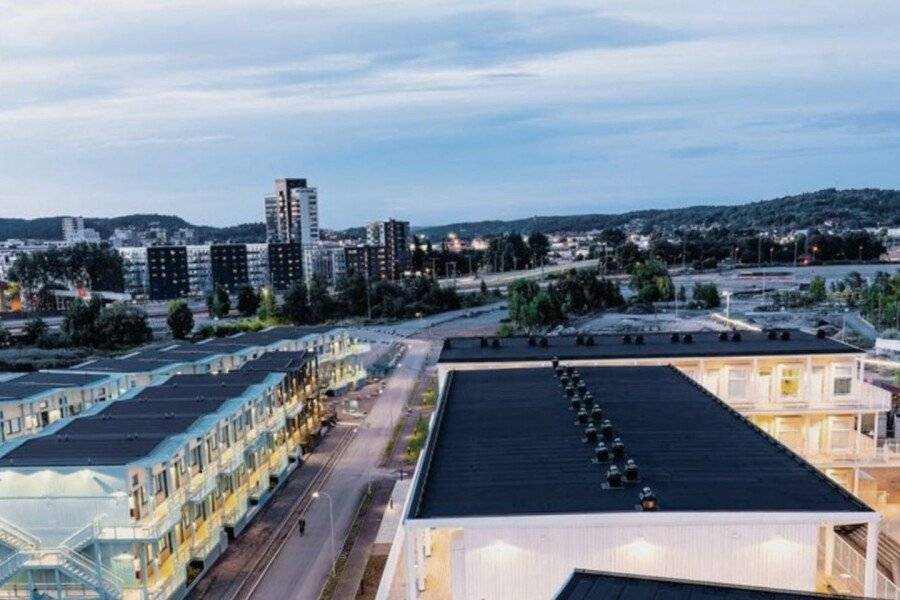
[411,188,900,239]
[0,214,265,242]
[3,188,898,242]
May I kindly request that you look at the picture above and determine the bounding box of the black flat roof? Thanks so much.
[71,355,187,373]
[238,351,310,373]
[0,372,111,402]
[556,570,865,600]
[409,366,868,519]
[0,435,170,467]
[438,330,860,363]
[227,326,336,346]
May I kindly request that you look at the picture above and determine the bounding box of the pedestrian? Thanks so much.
[298,517,306,536]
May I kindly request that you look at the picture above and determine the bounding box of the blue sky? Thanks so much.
[2,1,900,229]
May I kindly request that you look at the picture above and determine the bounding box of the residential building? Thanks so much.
[147,246,190,301]
[267,242,303,290]
[378,365,878,600]
[264,178,318,245]
[119,247,149,297]
[246,243,269,289]
[366,219,410,280]
[0,372,127,444]
[436,331,895,502]
[185,245,211,297]
[310,242,348,287]
[210,244,249,294]
[62,217,100,244]
[344,244,387,281]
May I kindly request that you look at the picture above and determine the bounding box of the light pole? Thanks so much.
[312,491,336,575]
[723,290,732,320]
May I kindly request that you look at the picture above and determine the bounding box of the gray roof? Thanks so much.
[409,366,869,519]
[237,351,311,373]
[556,570,867,600]
[438,330,860,364]
[0,372,111,402]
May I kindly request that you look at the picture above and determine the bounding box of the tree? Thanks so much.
[307,275,334,323]
[281,282,309,325]
[479,279,489,296]
[629,259,674,302]
[335,274,368,317]
[527,232,551,266]
[206,285,231,319]
[0,325,10,348]
[508,279,540,326]
[167,300,194,339]
[677,285,687,303]
[22,318,48,345]
[809,276,827,303]
[62,298,102,346]
[692,283,721,309]
[257,287,278,322]
[94,304,153,347]
[236,286,260,317]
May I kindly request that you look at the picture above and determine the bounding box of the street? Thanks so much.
[246,338,431,600]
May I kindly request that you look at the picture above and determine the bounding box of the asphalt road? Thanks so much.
[247,338,431,600]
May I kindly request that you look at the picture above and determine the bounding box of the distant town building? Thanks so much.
[61,216,100,244]
[147,246,190,300]
[365,219,410,280]
[310,242,348,287]
[265,178,318,245]
[267,242,303,290]
[344,244,387,281]
[210,243,249,293]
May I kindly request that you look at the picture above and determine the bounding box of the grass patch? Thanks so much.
[380,419,404,466]
[404,416,430,465]
[421,384,437,408]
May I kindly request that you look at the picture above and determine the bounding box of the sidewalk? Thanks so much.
[187,425,353,600]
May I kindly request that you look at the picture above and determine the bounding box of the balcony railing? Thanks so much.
[722,380,891,414]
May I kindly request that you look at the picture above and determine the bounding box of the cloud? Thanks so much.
[1,1,900,227]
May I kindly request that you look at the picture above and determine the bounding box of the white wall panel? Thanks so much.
[461,522,817,600]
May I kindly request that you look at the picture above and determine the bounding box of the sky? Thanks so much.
[3,1,900,230]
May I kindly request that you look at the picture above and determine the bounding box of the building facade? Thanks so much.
[264,178,318,245]
[366,220,410,280]
[209,244,249,294]
[147,247,190,301]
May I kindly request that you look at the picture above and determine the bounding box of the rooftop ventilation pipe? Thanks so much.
[817,329,827,339]
[584,424,599,444]
[600,419,614,440]
[624,459,639,481]
[576,408,589,424]
[639,486,658,511]
[623,334,633,344]
[719,332,728,341]
[611,437,625,459]
[594,442,610,462]
[491,338,500,348]
[731,332,742,342]
[671,333,680,343]
[768,330,778,340]
[780,330,791,341]
[590,405,603,422]
[635,334,644,345]
[586,335,595,346]
[606,465,623,487]
[583,392,595,409]
[683,333,693,343]
[539,336,549,347]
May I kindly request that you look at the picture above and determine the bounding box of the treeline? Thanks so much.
[185,274,497,339]
[9,244,124,309]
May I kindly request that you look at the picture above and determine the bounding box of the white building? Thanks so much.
[246,243,269,289]
[377,365,879,600]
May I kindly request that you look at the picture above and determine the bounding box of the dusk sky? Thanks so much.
[3,1,900,229]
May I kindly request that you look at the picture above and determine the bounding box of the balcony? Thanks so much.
[722,380,891,414]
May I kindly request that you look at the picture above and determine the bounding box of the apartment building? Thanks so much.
[0,372,127,443]
[185,245,211,297]
[245,243,269,289]
[378,366,878,600]
[0,354,318,600]
[266,242,302,290]
[436,330,894,501]
[366,220,411,280]
[209,244,249,294]
[344,244,388,281]
[264,178,318,246]
[147,247,190,301]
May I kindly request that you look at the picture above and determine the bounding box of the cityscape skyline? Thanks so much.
[3,2,900,228]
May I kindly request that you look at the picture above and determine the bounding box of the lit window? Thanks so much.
[780,367,800,397]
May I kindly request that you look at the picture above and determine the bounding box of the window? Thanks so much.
[154,471,168,499]
[727,368,748,400]
[829,417,854,452]
[833,365,853,396]
[780,366,800,397]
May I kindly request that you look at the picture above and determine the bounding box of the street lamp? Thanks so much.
[722,290,732,320]
[312,491,336,575]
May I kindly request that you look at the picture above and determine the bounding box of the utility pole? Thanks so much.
[757,235,762,268]
[793,238,798,268]
[682,237,687,272]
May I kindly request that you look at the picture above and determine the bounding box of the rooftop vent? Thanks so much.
[683,333,693,344]
[443,339,452,350]
[583,392,595,409]
[577,381,587,395]
[552,356,560,368]
[600,419,614,440]
[594,442,610,462]
[719,332,728,341]
[623,334,633,344]
[565,384,576,398]
[635,334,644,345]
[570,396,581,411]
[606,465,623,488]
[671,333,680,343]
[590,405,603,422]
[768,330,777,340]
[554,366,563,378]
[528,336,537,347]
[480,337,488,348]
[565,365,574,376]
[584,424,599,444]
[576,408,589,424]
[624,459,639,481]
[611,437,625,459]
[539,337,549,348]
[817,329,827,339]
[639,486,658,511]
[559,374,569,387]
[780,330,791,341]
[491,338,500,348]
[585,335,595,346]
[731,331,742,342]
[576,334,585,346]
